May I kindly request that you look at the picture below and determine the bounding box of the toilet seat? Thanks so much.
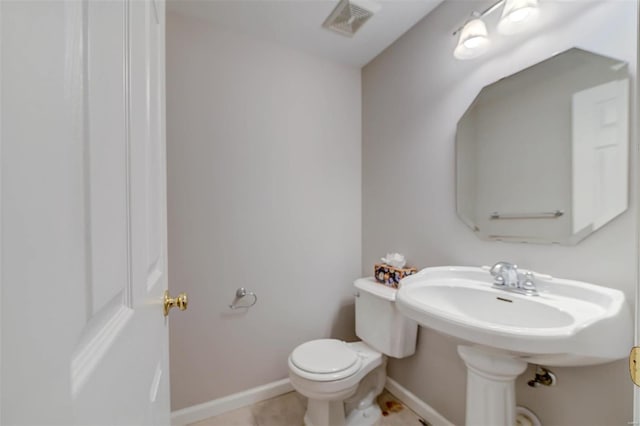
[290,339,362,381]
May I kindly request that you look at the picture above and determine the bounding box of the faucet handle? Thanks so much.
[489,263,503,287]
[489,261,513,286]
[520,272,537,292]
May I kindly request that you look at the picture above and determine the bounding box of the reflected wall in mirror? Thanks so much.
[456,48,629,244]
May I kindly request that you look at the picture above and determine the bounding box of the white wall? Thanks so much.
[166,12,362,411]
[362,1,637,425]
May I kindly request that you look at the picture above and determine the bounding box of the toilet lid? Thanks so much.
[290,339,359,375]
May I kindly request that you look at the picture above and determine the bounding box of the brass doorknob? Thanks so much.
[163,290,188,317]
[630,346,640,386]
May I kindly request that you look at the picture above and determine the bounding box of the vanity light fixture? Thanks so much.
[453,0,540,60]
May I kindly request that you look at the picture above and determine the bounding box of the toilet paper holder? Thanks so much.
[229,288,258,309]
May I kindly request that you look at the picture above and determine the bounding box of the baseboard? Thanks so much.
[171,376,452,426]
[385,377,455,426]
[171,378,293,426]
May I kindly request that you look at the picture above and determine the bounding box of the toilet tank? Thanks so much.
[354,278,418,358]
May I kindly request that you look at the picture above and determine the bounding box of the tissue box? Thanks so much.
[374,263,417,288]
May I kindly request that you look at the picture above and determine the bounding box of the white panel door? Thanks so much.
[1,0,173,424]
[572,78,629,234]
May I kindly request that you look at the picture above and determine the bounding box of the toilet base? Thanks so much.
[302,361,386,426]
[302,393,383,426]
[345,403,382,426]
[304,399,349,426]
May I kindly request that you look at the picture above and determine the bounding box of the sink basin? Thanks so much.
[396,266,632,366]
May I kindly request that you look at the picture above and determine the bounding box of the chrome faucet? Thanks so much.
[489,261,538,296]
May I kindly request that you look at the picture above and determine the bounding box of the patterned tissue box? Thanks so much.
[374,263,417,288]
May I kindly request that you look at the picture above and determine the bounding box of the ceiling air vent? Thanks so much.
[322,0,380,37]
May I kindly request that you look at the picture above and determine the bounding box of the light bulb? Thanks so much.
[507,7,531,22]
[497,0,539,34]
[454,18,490,60]
[463,36,485,49]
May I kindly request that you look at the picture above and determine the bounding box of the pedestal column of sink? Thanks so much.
[458,345,528,426]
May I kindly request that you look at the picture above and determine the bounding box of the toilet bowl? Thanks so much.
[288,278,418,426]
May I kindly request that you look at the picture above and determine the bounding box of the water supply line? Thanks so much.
[527,366,557,387]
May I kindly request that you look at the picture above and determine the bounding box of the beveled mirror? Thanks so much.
[456,48,629,244]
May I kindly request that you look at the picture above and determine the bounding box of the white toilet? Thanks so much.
[288,278,418,426]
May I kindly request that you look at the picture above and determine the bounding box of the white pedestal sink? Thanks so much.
[396,266,633,426]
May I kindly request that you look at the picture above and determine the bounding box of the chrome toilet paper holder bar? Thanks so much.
[229,288,258,309]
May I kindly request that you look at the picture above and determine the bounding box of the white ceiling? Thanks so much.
[166,0,444,68]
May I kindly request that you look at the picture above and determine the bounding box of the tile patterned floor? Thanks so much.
[190,389,426,426]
